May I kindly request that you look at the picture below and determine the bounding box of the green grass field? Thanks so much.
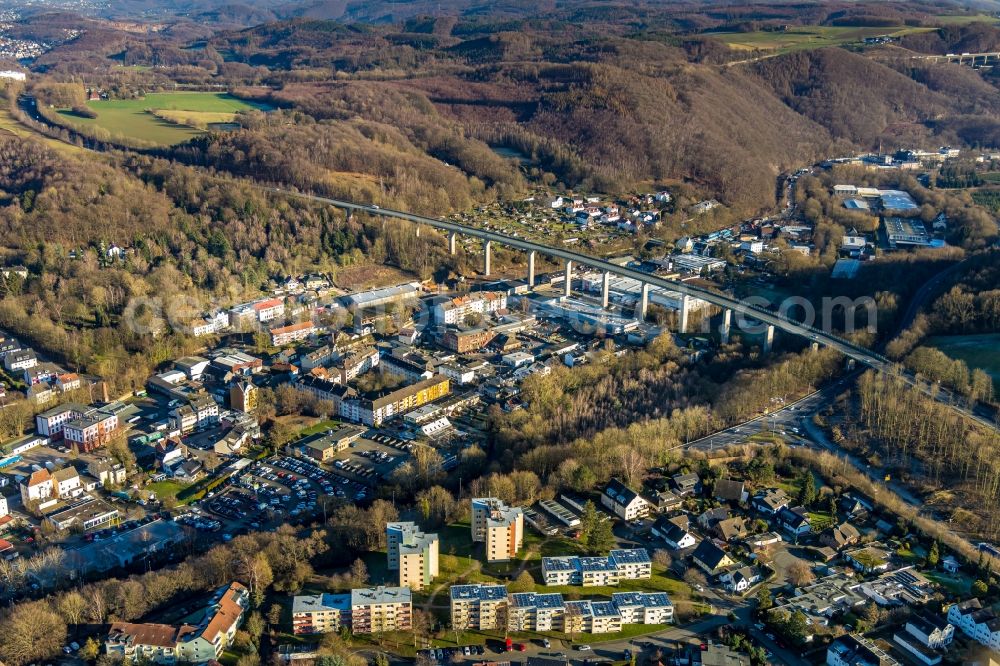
[926,333,1000,392]
[147,479,195,505]
[711,25,934,54]
[298,419,341,436]
[933,13,1000,25]
[55,92,269,146]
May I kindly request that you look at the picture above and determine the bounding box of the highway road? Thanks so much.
[267,189,892,367]
[267,187,998,433]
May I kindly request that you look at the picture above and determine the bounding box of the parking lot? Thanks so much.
[269,455,370,502]
[329,436,407,485]
[418,645,486,663]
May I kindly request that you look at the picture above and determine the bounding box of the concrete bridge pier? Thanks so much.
[448,232,457,255]
[527,251,536,288]
[719,309,732,344]
[678,294,691,334]
[764,324,775,353]
[601,271,611,308]
[483,240,492,276]
[564,260,573,298]
[639,283,650,320]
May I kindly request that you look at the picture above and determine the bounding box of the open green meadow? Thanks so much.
[926,333,1000,392]
[55,92,269,146]
[711,25,934,54]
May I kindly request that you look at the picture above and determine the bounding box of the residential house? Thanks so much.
[25,362,60,386]
[714,479,748,503]
[0,337,22,358]
[52,467,82,499]
[947,598,1000,651]
[839,492,874,518]
[752,488,790,516]
[171,394,219,433]
[715,516,749,542]
[191,311,230,337]
[55,372,82,393]
[334,347,379,384]
[671,473,701,496]
[827,634,899,666]
[540,549,650,587]
[175,582,250,662]
[783,573,866,627]
[648,489,683,513]
[433,291,508,325]
[653,518,696,550]
[698,507,730,530]
[601,479,650,521]
[893,613,953,666]
[941,555,961,574]
[229,381,258,413]
[172,459,203,482]
[344,375,449,426]
[845,545,891,574]
[252,298,286,323]
[298,345,334,371]
[156,440,188,471]
[20,469,53,505]
[4,350,36,372]
[88,457,127,487]
[690,540,735,576]
[778,506,812,536]
[820,523,861,551]
[720,566,764,594]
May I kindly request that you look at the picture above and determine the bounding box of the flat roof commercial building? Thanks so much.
[883,217,931,249]
[299,426,366,463]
